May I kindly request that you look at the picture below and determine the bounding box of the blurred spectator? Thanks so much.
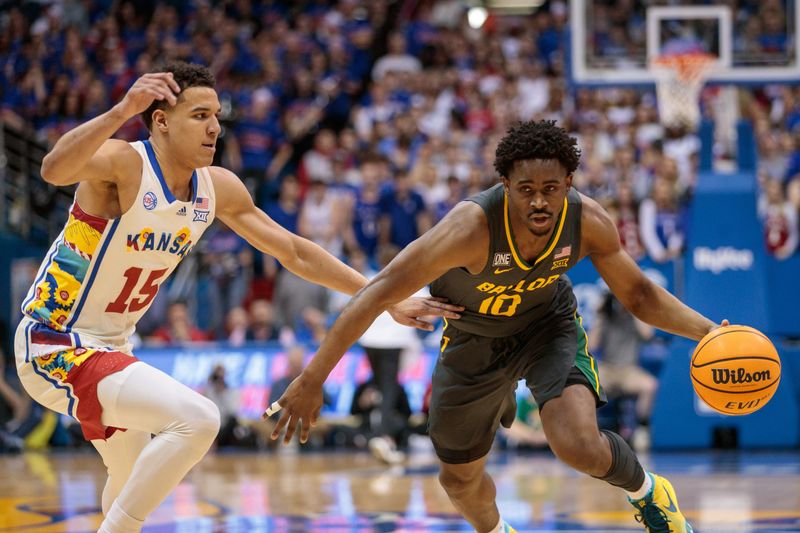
[346,156,385,261]
[579,158,615,205]
[589,292,658,451]
[758,178,799,259]
[299,176,346,258]
[299,129,337,187]
[372,31,422,81]
[148,301,208,345]
[610,181,645,261]
[264,174,301,234]
[228,87,292,204]
[758,133,789,182]
[200,222,254,336]
[247,299,280,343]
[433,176,465,223]
[354,82,401,144]
[639,177,686,263]
[203,364,254,448]
[272,269,329,344]
[380,170,430,249]
[224,307,249,347]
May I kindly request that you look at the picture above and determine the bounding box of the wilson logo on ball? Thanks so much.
[711,368,772,385]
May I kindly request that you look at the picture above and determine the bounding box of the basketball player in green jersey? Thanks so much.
[270,120,727,533]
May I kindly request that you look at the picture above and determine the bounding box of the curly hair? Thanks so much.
[141,62,216,131]
[493,120,581,178]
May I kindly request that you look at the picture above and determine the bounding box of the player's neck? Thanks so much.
[509,214,557,263]
[149,138,195,201]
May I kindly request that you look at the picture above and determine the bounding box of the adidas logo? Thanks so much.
[176,206,187,216]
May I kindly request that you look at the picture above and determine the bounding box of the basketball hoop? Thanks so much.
[651,52,717,130]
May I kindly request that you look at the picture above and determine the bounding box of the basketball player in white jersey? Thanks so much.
[13,62,461,533]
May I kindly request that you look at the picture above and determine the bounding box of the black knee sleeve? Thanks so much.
[594,430,645,492]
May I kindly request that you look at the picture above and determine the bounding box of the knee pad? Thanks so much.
[594,430,645,492]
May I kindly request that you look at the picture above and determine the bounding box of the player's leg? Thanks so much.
[95,361,220,533]
[539,381,617,477]
[539,380,693,532]
[529,311,693,532]
[438,454,503,532]
[91,429,151,515]
[428,328,518,533]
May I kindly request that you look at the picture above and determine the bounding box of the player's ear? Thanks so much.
[565,173,573,190]
[152,109,168,133]
[502,176,510,194]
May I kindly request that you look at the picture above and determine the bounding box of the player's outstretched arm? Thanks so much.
[268,202,486,444]
[212,167,463,325]
[213,166,370,295]
[582,195,724,340]
[40,73,181,186]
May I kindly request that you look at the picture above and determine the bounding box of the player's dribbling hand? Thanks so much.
[388,296,463,331]
[116,73,182,118]
[265,374,323,444]
[708,319,731,334]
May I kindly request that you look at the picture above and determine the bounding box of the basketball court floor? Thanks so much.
[0,448,798,532]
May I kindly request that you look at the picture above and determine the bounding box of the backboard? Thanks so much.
[570,0,800,86]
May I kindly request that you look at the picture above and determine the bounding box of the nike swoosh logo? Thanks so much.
[664,489,678,513]
[494,267,514,274]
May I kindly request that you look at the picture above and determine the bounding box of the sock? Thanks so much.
[97,500,144,533]
[489,518,511,533]
[626,471,654,501]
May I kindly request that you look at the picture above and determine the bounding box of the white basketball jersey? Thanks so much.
[21,140,216,354]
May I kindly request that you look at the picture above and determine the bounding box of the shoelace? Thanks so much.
[634,501,673,533]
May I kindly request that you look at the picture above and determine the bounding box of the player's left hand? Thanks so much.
[388,296,463,331]
[266,373,324,444]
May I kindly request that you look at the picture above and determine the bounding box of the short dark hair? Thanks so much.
[493,120,581,178]
[141,62,216,131]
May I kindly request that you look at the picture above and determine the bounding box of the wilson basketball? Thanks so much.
[690,326,781,415]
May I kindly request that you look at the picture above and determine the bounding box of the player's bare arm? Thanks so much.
[211,166,463,329]
[212,165,370,296]
[580,194,724,340]
[269,201,486,443]
[41,73,180,187]
[40,73,183,219]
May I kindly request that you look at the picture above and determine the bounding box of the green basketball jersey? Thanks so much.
[430,183,582,337]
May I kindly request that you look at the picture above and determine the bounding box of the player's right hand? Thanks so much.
[116,73,181,118]
[266,373,324,445]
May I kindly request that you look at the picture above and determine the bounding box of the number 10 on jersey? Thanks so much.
[478,293,521,317]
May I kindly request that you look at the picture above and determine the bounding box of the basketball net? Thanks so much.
[651,52,717,130]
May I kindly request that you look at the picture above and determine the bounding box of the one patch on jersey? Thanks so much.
[176,206,187,216]
[551,258,570,270]
[195,196,209,209]
[193,209,210,222]
[143,191,158,211]
[492,252,511,267]
[554,245,571,260]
